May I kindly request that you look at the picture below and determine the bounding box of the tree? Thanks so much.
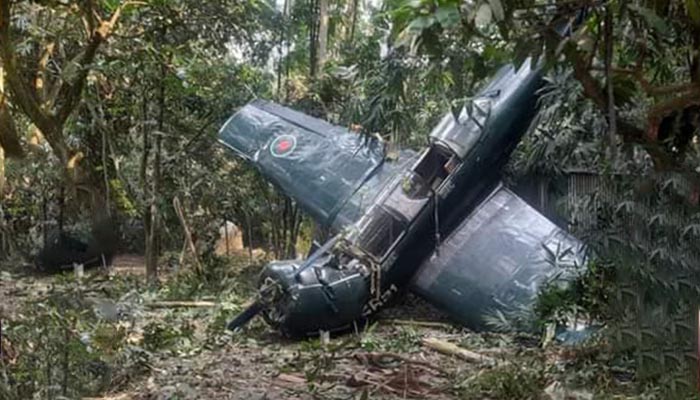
[0,0,132,175]
[388,0,700,172]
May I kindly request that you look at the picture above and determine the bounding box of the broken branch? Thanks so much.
[173,196,204,274]
[381,318,454,330]
[146,301,217,308]
[421,337,496,365]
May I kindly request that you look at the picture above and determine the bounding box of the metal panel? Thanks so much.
[218,100,386,227]
[411,184,587,330]
[428,59,542,159]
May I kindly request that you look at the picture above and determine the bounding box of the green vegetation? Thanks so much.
[1,0,699,398]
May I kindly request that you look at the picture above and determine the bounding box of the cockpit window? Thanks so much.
[429,95,496,159]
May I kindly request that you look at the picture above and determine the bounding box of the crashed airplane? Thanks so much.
[218,15,588,337]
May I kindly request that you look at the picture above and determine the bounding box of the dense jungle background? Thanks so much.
[1,0,700,398]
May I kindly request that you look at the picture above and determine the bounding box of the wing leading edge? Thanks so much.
[219,100,396,228]
[411,183,587,330]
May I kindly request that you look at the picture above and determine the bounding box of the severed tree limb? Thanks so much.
[146,301,217,308]
[381,318,454,330]
[421,337,497,365]
[173,196,203,274]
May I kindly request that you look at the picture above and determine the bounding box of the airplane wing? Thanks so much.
[410,183,587,330]
[218,100,415,229]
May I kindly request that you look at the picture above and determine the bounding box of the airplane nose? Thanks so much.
[255,258,371,337]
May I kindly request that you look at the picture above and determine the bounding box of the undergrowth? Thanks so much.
[0,255,264,399]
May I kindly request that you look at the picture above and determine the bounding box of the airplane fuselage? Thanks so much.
[250,60,545,336]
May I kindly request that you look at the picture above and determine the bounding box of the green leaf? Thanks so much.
[407,15,435,31]
[435,6,459,27]
[488,0,505,21]
[475,3,492,28]
[406,0,423,8]
[628,5,671,36]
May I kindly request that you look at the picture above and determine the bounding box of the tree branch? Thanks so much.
[591,66,700,96]
[604,7,616,152]
[563,41,607,109]
[0,100,25,158]
[54,1,135,126]
[646,91,700,139]
[0,0,54,138]
[53,33,104,125]
[559,37,682,169]
[36,42,56,105]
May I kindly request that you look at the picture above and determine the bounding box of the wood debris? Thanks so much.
[421,337,496,365]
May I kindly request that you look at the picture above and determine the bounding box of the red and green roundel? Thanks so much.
[270,135,297,157]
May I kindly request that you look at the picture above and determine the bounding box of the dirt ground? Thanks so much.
[128,326,481,400]
[0,255,618,400]
[0,255,145,318]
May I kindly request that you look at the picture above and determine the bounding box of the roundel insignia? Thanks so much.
[270,135,297,158]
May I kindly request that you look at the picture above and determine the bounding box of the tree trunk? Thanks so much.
[277,0,290,101]
[146,57,166,283]
[308,0,319,78]
[316,0,328,76]
[349,0,359,44]
[0,63,4,195]
[58,186,65,233]
[604,8,617,161]
[101,119,110,213]
[140,78,156,283]
[42,195,47,247]
[146,134,161,283]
